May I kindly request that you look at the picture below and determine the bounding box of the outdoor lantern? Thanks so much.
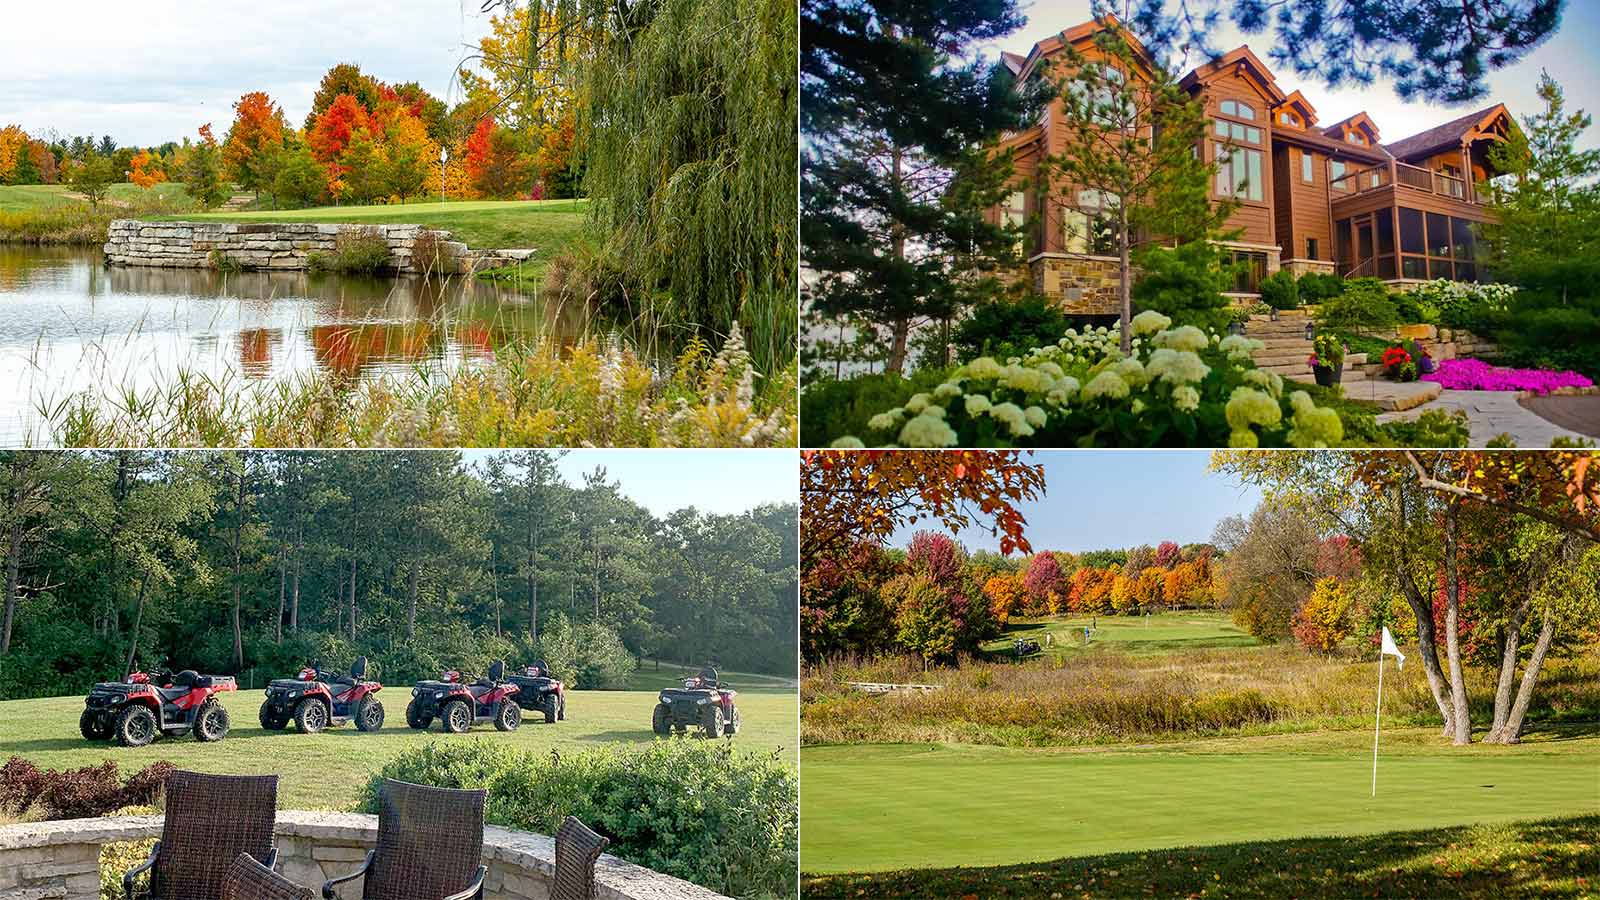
[1229,320,1244,336]
[1304,322,1315,341]
[1269,307,1279,321]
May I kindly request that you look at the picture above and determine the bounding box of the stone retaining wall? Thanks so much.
[103,220,535,275]
[0,812,725,900]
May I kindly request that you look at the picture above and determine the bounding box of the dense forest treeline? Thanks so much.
[0,451,797,699]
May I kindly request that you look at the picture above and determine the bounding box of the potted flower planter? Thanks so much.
[1313,363,1342,387]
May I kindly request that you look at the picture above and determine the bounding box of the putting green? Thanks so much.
[0,685,797,809]
[985,611,1260,658]
[800,730,1600,874]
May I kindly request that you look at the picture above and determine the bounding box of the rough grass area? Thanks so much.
[0,183,193,213]
[0,687,798,810]
[802,636,1600,747]
[1,184,197,244]
[160,199,587,268]
[803,813,1600,898]
[982,611,1260,659]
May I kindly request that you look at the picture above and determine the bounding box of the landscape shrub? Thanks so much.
[1130,242,1234,331]
[1481,296,1600,380]
[532,613,637,689]
[842,312,1346,448]
[1315,278,1399,330]
[362,740,797,899]
[1391,289,1440,324]
[1408,279,1516,329]
[99,837,159,900]
[952,296,1072,363]
[799,367,953,448]
[1295,271,1344,305]
[309,227,392,274]
[1257,268,1300,310]
[0,758,173,821]
[1378,408,1472,447]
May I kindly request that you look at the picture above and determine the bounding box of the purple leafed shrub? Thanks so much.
[0,757,174,820]
[1422,358,1594,394]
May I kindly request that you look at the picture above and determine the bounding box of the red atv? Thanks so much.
[405,661,521,733]
[81,667,238,747]
[258,656,385,734]
[653,666,740,738]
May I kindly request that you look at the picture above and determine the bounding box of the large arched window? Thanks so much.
[1212,99,1263,201]
[1220,99,1256,120]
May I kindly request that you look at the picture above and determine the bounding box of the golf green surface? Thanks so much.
[0,680,797,809]
[985,612,1260,658]
[800,729,1600,874]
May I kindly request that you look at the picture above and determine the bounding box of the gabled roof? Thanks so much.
[1382,104,1513,162]
[1178,46,1288,105]
[1015,14,1161,85]
[1323,112,1381,144]
[1001,51,1027,76]
[1271,126,1389,164]
[1274,90,1318,126]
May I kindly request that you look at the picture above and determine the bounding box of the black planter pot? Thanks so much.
[1313,363,1342,387]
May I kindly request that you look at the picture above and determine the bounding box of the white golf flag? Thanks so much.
[1380,626,1406,670]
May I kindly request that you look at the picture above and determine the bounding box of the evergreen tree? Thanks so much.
[1479,71,1600,303]
[802,0,1043,374]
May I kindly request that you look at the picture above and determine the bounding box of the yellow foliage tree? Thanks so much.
[462,6,581,133]
[1110,571,1136,614]
[0,125,28,183]
[1292,577,1354,654]
[983,572,1025,628]
[1134,567,1165,610]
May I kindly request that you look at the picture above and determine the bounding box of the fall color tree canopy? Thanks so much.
[222,91,287,197]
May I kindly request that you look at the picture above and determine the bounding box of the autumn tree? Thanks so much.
[1023,552,1066,615]
[184,125,229,209]
[309,94,373,193]
[222,92,287,201]
[66,153,115,209]
[1292,577,1353,654]
[305,63,383,132]
[983,572,1025,627]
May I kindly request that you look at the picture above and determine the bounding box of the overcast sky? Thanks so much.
[0,2,502,146]
[991,1,1600,150]
[889,451,1262,554]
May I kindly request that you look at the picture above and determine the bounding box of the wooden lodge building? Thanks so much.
[992,17,1516,314]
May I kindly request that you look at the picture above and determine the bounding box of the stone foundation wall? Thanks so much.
[0,812,725,900]
[103,220,534,275]
[1281,258,1335,277]
[1029,255,1124,315]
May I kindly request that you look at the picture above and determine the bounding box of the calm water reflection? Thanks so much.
[0,245,591,443]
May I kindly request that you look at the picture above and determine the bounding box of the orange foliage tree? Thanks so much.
[222,91,286,197]
[0,125,28,183]
[308,94,372,191]
[800,450,1045,569]
[983,572,1025,627]
[128,151,167,189]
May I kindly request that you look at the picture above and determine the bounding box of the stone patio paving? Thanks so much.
[1376,389,1591,447]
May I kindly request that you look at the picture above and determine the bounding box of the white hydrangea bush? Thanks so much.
[834,311,1346,448]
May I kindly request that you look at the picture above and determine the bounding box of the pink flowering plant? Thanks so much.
[1423,358,1594,394]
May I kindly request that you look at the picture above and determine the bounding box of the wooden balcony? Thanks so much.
[1330,160,1472,203]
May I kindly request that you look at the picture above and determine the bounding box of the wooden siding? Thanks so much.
[1196,69,1275,245]
[1277,146,1333,261]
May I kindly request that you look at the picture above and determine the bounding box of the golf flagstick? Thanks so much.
[1372,625,1406,798]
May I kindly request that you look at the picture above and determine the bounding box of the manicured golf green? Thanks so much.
[160,199,588,256]
[800,729,1600,874]
[985,611,1260,658]
[0,685,797,809]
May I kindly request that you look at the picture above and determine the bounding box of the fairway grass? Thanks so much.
[0,183,193,214]
[0,686,797,809]
[984,611,1260,658]
[799,728,1600,875]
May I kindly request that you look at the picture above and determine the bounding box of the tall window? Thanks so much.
[1067,63,1128,128]
[1306,238,1319,260]
[1215,144,1264,201]
[1002,191,1026,228]
[1220,100,1256,121]
[1301,152,1314,182]
[1228,250,1268,292]
[1062,189,1118,256]
[1213,119,1262,143]
[1330,160,1347,188]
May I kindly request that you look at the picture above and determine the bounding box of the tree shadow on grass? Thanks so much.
[802,814,1600,899]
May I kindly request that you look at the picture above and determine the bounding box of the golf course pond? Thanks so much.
[0,244,590,444]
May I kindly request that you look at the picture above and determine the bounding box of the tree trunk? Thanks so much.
[886,319,911,375]
[406,563,419,638]
[1396,565,1455,735]
[1492,606,1557,744]
[2,491,22,655]
[491,542,502,637]
[1441,503,1472,744]
[347,558,358,640]
[1118,207,1132,354]
[526,512,539,644]
[275,553,286,643]
[290,527,302,633]
[884,143,910,375]
[1485,594,1532,742]
[122,574,149,678]
[231,464,245,670]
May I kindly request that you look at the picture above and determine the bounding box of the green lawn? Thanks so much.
[0,685,798,809]
[804,813,1600,899]
[624,661,798,693]
[799,728,1600,875]
[985,610,1261,659]
[158,199,589,262]
[0,183,192,213]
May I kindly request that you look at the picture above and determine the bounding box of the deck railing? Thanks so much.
[1331,161,1475,203]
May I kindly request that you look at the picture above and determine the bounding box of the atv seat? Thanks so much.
[173,670,214,688]
[155,683,194,702]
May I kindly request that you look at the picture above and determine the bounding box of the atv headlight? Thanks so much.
[697,698,709,706]
[434,692,445,699]
[289,690,300,698]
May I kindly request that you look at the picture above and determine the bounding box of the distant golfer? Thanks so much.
[1083,626,1092,645]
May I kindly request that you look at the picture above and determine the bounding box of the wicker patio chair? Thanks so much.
[124,770,280,900]
[222,853,315,900]
[321,780,487,900]
[552,816,610,900]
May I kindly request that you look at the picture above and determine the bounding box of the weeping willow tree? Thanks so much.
[478,0,798,381]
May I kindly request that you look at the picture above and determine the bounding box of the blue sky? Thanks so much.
[991,1,1600,151]
[888,451,1262,554]
[460,450,798,519]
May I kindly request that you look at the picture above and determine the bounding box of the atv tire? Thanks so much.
[652,703,670,736]
[293,698,329,734]
[194,698,230,742]
[494,701,521,732]
[405,699,431,730]
[114,705,158,747]
[700,704,724,740]
[355,697,385,732]
[258,701,287,731]
[80,709,110,741]
[541,694,559,724]
[723,705,741,737]
[442,699,472,734]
